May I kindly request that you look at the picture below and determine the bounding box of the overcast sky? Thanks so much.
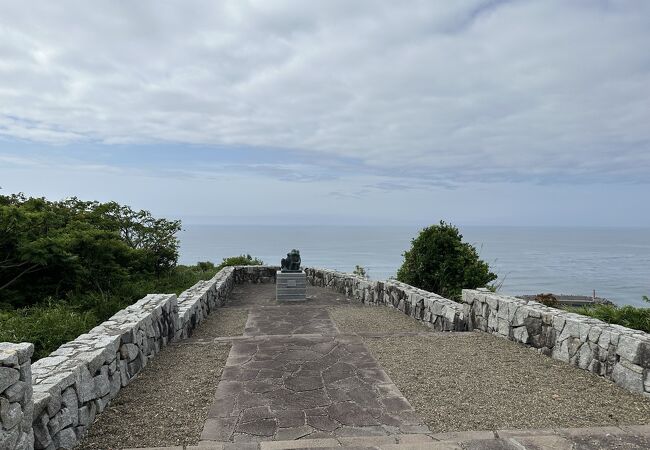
[1,0,649,226]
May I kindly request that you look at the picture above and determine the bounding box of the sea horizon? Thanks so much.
[178,224,650,308]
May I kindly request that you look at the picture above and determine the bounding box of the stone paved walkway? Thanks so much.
[200,286,429,444]
[130,425,650,449]
[119,283,650,449]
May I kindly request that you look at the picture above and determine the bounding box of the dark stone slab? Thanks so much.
[245,307,338,337]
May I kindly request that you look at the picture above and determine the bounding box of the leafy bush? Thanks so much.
[353,265,368,279]
[396,221,496,301]
[217,254,264,268]
[535,293,559,307]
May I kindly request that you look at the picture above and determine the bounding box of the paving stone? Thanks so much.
[207,395,236,418]
[236,418,278,437]
[201,417,237,441]
[240,406,274,422]
[223,444,258,450]
[462,439,519,450]
[124,448,183,450]
[275,410,306,428]
[338,435,396,446]
[306,414,341,432]
[397,434,436,443]
[260,438,339,449]
[508,435,573,449]
[430,431,496,442]
[274,425,314,440]
[335,425,389,437]
[200,284,430,443]
[380,396,412,413]
[285,375,324,392]
[382,444,462,450]
[327,402,379,427]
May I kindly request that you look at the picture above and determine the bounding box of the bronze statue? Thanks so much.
[281,249,301,272]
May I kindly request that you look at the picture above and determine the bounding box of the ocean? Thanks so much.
[178,225,650,308]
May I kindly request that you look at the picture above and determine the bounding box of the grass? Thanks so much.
[567,303,650,334]
[0,256,262,360]
[0,303,98,360]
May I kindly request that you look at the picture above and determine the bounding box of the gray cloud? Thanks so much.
[1,0,649,183]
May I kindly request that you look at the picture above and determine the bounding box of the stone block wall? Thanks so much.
[305,267,650,397]
[304,267,466,331]
[1,343,34,450]
[233,265,279,284]
[8,264,650,449]
[30,293,177,449]
[175,267,236,339]
[464,289,650,396]
[0,264,285,450]
[174,264,277,338]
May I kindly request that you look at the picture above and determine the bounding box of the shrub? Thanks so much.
[535,293,559,307]
[218,254,263,269]
[569,303,650,334]
[353,265,368,279]
[396,221,497,301]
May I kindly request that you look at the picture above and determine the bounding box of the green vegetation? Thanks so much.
[567,295,650,334]
[0,193,262,359]
[535,293,559,308]
[568,303,650,334]
[396,221,497,301]
[353,264,368,279]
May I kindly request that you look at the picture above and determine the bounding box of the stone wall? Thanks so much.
[1,343,34,450]
[305,267,650,397]
[7,264,650,449]
[0,264,284,450]
[175,267,236,339]
[464,289,650,397]
[30,293,178,449]
[233,265,279,284]
[304,267,467,331]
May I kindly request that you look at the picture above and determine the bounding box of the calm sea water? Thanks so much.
[178,225,650,307]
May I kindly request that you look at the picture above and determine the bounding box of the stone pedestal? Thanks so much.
[276,270,307,302]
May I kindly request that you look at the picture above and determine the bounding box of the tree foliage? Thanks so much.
[396,221,497,301]
[353,265,368,279]
[0,194,181,308]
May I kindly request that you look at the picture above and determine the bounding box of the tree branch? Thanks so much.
[0,263,42,291]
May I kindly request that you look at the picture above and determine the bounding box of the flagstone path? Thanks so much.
[200,287,430,445]
[80,282,650,449]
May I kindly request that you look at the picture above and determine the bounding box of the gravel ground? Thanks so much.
[328,305,432,334]
[191,307,249,339]
[365,332,650,433]
[77,308,248,449]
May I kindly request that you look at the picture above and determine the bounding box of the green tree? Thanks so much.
[0,194,180,308]
[396,221,497,301]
